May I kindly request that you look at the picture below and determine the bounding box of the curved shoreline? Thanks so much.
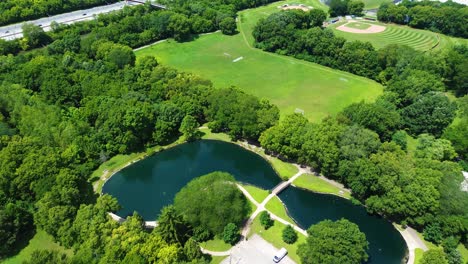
[96,133,418,263]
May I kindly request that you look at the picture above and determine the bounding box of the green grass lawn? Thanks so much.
[199,126,232,142]
[292,173,351,199]
[361,0,392,9]
[346,22,372,30]
[269,156,298,179]
[209,256,227,264]
[3,230,72,264]
[265,196,295,223]
[414,248,424,264]
[331,21,441,51]
[249,216,307,263]
[242,184,270,204]
[200,237,232,252]
[136,0,382,122]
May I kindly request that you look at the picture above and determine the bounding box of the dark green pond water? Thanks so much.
[279,187,407,264]
[102,140,281,219]
[102,140,407,264]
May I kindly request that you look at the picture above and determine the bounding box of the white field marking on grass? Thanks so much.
[340,77,348,82]
[233,56,244,62]
[223,52,231,57]
[295,108,305,115]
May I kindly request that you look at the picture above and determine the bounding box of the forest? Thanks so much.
[0,0,467,263]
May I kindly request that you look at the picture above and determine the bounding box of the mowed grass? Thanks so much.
[136,0,382,122]
[137,33,382,122]
[242,184,270,204]
[265,196,295,223]
[292,173,351,199]
[346,22,372,30]
[3,230,72,264]
[361,0,392,9]
[249,216,307,263]
[200,237,232,252]
[269,156,298,179]
[331,21,441,51]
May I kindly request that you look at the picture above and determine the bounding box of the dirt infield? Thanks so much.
[279,4,311,11]
[336,21,386,34]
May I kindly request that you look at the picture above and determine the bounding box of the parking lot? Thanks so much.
[221,235,296,264]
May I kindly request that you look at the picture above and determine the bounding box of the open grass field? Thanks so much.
[249,216,307,263]
[331,20,468,52]
[292,173,351,199]
[136,0,383,122]
[346,22,372,30]
[3,230,72,264]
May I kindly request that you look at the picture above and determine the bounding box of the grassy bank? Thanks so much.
[241,184,270,204]
[265,196,295,224]
[3,230,72,264]
[249,216,307,263]
[200,126,298,179]
[91,137,184,193]
[200,238,232,252]
[292,173,351,199]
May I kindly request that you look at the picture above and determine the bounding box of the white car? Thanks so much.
[273,248,287,263]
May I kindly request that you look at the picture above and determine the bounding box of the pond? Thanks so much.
[102,140,281,219]
[102,140,407,264]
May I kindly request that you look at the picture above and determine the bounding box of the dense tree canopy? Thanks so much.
[378,1,468,38]
[0,0,467,261]
[173,172,250,236]
[298,219,368,264]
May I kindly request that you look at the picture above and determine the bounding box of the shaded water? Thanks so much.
[102,140,281,219]
[103,140,407,263]
[279,187,407,264]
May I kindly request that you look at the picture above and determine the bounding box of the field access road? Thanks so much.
[0,1,143,41]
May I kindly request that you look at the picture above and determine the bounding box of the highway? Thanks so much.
[0,1,146,41]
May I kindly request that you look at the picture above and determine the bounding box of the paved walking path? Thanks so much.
[201,171,307,258]
[398,226,428,264]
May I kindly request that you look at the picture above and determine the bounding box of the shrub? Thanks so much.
[222,223,240,245]
[260,211,274,230]
[282,225,298,244]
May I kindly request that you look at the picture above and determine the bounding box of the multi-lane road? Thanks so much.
[0,1,148,40]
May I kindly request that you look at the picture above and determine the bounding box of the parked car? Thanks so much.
[273,248,288,263]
